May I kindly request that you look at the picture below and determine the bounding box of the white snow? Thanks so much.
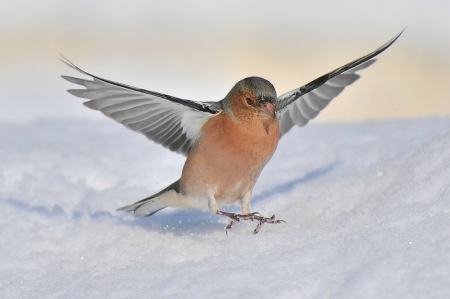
[1,117,450,298]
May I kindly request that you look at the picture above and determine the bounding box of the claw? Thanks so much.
[254,221,264,234]
[225,220,235,237]
[217,210,285,234]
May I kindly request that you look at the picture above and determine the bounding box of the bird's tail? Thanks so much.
[116,180,181,217]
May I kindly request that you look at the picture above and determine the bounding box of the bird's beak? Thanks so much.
[258,103,276,119]
[258,103,276,134]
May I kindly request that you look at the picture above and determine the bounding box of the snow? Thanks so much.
[1,117,450,298]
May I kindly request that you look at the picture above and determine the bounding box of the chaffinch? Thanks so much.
[62,31,402,233]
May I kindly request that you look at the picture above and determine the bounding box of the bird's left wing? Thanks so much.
[61,57,222,156]
[276,30,404,136]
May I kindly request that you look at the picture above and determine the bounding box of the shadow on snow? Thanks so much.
[1,161,337,235]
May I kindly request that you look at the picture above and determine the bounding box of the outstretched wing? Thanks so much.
[61,58,222,156]
[276,30,404,136]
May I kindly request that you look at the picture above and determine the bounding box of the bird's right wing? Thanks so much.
[276,30,404,136]
[61,57,222,156]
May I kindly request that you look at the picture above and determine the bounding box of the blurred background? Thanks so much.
[1,0,449,124]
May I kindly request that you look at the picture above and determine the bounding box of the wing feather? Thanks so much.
[277,30,404,136]
[61,59,221,156]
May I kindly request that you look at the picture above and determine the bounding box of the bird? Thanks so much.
[62,31,403,234]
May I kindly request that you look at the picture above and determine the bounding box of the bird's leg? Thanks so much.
[217,210,285,234]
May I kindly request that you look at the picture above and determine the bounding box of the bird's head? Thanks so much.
[223,77,277,133]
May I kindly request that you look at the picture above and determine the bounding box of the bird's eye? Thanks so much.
[246,97,255,106]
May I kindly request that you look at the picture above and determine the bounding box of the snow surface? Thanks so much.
[1,117,450,298]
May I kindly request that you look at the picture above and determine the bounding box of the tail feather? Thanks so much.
[116,180,180,217]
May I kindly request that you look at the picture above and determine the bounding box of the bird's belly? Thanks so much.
[180,112,279,204]
[182,149,263,203]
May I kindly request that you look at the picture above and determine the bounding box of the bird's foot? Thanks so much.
[217,211,285,235]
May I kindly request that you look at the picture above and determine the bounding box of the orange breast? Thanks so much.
[180,111,280,204]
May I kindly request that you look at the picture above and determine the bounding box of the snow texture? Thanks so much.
[1,117,450,298]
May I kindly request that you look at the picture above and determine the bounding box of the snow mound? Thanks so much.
[1,117,449,298]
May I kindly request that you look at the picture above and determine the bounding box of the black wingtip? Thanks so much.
[384,28,406,49]
[59,54,75,68]
[59,54,93,78]
[275,30,405,113]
